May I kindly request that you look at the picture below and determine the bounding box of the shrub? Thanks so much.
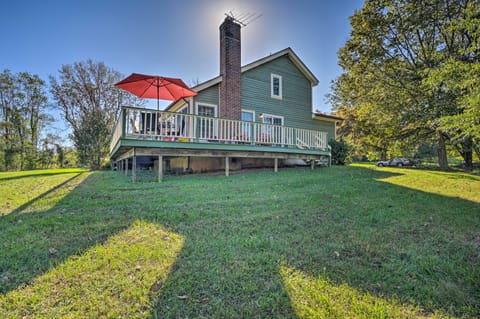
[329,139,352,165]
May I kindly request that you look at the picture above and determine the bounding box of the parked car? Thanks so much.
[376,158,416,167]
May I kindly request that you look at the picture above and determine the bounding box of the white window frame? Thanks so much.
[195,102,218,140]
[271,73,283,99]
[240,109,255,141]
[261,113,284,125]
[195,102,218,117]
[241,109,255,122]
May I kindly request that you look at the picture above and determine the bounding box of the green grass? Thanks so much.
[0,166,479,318]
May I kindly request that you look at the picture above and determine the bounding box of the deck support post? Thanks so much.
[132,149,136,183]
[274,158,278,172]
[124,159,128,176]
[225,156,230,176]
[311,159,315,170]
[158,155,163,182]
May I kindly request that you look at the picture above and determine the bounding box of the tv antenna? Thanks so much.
[225,10,262,27]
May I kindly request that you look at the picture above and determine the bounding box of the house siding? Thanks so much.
[241,55,335,141]
[242,56,311,126]
[192,84,219,110]
[191,55,337,141]
[311,119,336,141]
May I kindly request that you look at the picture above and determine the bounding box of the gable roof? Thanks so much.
[197,47,319,89]
[242,47,319,86]
[165,48,319,111]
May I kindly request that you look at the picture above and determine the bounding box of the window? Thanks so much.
[260,113,284,143]
[241,110,254,122]
[271,73,282,99]
[197,104,216,117]
[195,103,217,139]
[261,114,283,125]
[241,110,255,141]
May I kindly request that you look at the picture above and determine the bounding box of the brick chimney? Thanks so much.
[219,16,241,120]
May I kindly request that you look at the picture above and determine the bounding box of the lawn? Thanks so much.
[0,165,479,318]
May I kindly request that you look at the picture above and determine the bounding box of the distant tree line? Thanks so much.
[0,70,53,170]
[0,60,141,171]
[331,0,479,169]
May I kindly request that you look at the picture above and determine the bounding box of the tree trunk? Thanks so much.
[474,144,480,161]
[461,138,473,170]
[437,131,449,170]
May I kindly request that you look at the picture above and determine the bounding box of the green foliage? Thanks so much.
[331,0,480,169]
[0,167,479,318]
[49,60,142,169]
[0,70,50,171]
[328,139,351,165]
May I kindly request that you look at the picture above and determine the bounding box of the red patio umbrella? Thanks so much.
[115,73,197,110]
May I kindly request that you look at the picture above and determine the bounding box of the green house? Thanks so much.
[110,17,342,181]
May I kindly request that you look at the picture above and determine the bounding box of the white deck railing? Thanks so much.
[110,106,329,153]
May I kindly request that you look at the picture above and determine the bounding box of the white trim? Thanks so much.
[243,48,318,86]
[260,113,284,125]
[187,48,319,95]
[241,109,255,121]
[192,76,222,91]
[271,74,283,99]
[195,102,218,117]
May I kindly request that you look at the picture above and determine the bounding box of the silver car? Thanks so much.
[376,158,415,167]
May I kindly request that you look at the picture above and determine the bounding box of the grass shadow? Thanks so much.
[0,168,85,182]
[8,173,84,215]
[148,166,479,318]
[1,166,479,318]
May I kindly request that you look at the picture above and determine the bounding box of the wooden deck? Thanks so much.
[110,106,331,181]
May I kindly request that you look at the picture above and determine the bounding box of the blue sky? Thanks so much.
[1,0,362,118]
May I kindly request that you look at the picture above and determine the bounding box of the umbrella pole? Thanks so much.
[157,85,159,110]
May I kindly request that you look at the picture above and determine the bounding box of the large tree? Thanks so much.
[332,0,479,169]
[0,70,49,170]
[50,60,140,168]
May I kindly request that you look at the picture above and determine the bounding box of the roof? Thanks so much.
[313,112,344,123]
[165,47,319,112]
[242,47,319,86]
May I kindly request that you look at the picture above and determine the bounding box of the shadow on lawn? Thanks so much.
[151,166,479,318]
[0,167,478,318]
[0,172,142,294]
[0,170,82,182]
[8,173,84,215]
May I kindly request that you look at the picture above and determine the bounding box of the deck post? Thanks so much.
[311,159,315,170]
[132,149,137,183]
[158,155,163,182]
[124,159,128,176]
[225,156,230,176]
[274,158,278,172]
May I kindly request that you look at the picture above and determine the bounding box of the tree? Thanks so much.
[424,2,480,167]
[50,60,141,168]
[331,0,479,169]
[56,143,65,168]
[0,70,48,171]
[328,139,352,165]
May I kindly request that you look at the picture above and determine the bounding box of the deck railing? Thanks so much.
[110,106,329,154]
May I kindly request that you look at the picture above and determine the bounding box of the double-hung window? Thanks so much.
[271,73,282,99]
[261,114,284,144]
[241,110,254,141]
[196,103,217,139]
